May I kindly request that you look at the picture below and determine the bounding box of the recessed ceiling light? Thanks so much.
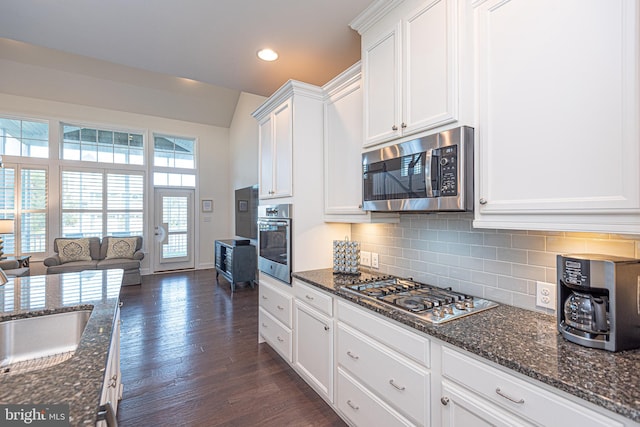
[257,48,279,62]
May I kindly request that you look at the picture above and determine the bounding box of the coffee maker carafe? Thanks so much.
[557,254,640,352]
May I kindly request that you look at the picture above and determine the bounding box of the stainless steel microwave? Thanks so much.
[362,126,473,212]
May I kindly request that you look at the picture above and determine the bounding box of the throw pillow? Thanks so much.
[105,237,137,259]
[57,238,93,264]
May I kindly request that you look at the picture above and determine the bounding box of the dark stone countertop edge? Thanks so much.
[292,269,640,423]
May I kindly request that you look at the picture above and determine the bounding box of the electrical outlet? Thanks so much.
[360,251,371,267]
[371,252,379,269]
[536,281,557,310]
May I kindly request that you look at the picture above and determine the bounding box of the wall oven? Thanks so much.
[362,126,473,212]
[257,204,292,284]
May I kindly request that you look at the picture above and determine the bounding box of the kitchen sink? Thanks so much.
[0,309,92,375]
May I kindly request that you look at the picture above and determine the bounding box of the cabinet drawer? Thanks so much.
[442,347,623,427]
[337,368,413,427]
[337,300,429,367]
[337,323,429,426]
[259,308,292,363]
[259,281,293,328]
[293,279,333,316]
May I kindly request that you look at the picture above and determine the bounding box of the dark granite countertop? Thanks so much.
[0,269,123,426]
[293,268,640,423]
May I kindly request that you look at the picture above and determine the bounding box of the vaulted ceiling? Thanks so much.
[0,1,373,120]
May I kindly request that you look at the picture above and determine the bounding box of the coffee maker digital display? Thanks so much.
[557,254,640,352]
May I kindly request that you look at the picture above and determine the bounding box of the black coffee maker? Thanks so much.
[557,254,640,352]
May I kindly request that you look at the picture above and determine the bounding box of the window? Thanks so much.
[0,166,48,255]
[0,117,49,158]
[61,169,143,238]
[61,124,144,165]
[0,168,15,254]
[21,169,48,253]
[153,134,196,187]
[154,135,195,168]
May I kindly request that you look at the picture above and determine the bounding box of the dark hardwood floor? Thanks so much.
[117,269,346,427]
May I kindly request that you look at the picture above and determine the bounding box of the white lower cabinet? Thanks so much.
[294,300,333,402]
[336,301,431,427]
[258,278,293,363]
[273,286,636,427]
[337,367,414,427]
[97,304,122,426]
[440,380,533,427]
[440,346,624,427]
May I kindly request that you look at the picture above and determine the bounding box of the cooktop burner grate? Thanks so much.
[341,276,498,324]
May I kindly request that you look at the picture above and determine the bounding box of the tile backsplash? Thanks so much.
[351,213,640,314]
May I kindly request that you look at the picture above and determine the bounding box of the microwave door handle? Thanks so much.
[425,150,434,197]
[430,149,440,197]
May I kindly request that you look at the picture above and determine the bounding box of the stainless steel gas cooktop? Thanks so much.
[341,276,498,324]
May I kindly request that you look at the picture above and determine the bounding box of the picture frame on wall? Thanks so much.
[202,199,213,212]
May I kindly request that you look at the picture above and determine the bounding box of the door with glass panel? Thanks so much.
[153,188,194,271]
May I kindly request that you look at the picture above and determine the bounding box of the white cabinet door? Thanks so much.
[363,23,402,146]
[440,381,533,427]
[359,0,460,147]
[294,300,334,402]
[272,99,293,198]
[473,0,640,233]
[325,71,365,216]
[258,114,274,199]
[403,0,457,135]
[98,305,122,426]
[258,99,293,199]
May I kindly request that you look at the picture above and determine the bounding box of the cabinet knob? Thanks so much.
[401,122,407,128]
[479,198,488,205]
[392,125,398,131]
[441,396,450,406]
[324,325,330,331]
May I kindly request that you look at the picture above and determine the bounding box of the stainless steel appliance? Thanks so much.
[341,276,498,324]
[557,254,640,352]
[257,204,292,284]
[362,126,473,212]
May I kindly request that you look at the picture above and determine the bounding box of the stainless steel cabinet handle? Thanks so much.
[389,379,406,391]
[277,336,284,342]
[392,125,398,131]
[305,295,314,300]
[277,305,284,310]
[347,351,359,360]
[97,402,118,427]
[347,400,359,410]
[262,323,267,328]
[441,396,450,406]
[262,295,268,300]
[479,198,488,205]
[495,388,525,404]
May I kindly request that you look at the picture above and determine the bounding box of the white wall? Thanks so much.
[228,92,266,239]
[0,92,230,274]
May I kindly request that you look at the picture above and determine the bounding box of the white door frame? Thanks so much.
[153,187,195,272]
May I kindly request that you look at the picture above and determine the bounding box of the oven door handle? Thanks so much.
[258,220,289,227]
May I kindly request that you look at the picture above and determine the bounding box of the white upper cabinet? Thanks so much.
[353,0,460,147]
[473,0,640,233]
[257,99,293,199]
[322,62,399,223]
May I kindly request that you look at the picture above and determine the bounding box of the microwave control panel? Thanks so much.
[436,145,458,196]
